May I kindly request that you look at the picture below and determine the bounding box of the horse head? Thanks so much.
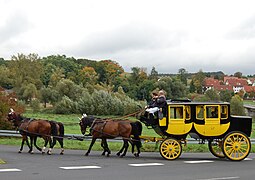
[7,109,23,128]
[79,114,95,135]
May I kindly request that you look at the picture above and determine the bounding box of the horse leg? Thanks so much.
[42,137,49,154]
[29,137,34,154]
[47,137,53,155]
[34,136,42,152]
[132,140,140,158]
[19,135,27,153]
[57,138,64,155]
[120,139,129,157]
[25,136,31,152]
[100,139,106,156]
[85,137,97,156]
[101,138,111,157]
[117,141,125,156]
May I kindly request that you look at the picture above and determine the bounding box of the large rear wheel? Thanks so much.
[208,139,225,158]
[159,138,182,160]
[222,131,251,161]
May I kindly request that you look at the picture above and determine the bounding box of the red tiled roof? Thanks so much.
[244,86,255,93]
[204,78,220,86]
[224,77,248,86]
[214,84,233,91]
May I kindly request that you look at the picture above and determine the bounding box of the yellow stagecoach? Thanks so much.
[139,100,252,161]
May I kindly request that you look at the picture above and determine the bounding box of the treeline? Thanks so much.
[0,53,248,116]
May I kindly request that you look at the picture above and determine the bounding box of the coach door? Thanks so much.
[194,105,230,136]
[165,105,192,135]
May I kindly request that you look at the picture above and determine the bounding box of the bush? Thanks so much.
[30,99,41,112]
[230,95,246,116]
[54,96,78,114]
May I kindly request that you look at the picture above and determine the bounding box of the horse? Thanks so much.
[79,114,142,157]
[7,109,64,155]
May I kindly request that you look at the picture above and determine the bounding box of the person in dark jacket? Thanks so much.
[145,90,166,124]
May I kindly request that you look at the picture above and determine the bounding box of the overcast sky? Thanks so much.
[1,0,255,75]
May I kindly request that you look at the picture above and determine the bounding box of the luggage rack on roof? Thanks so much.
[167,99,192,103]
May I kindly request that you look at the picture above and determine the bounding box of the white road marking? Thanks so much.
[244,158,252,161]
[184,160,214,164]
[0,168,22,172]
[128,163,164,167]
[197,176,240,180]
[60,166,101,170]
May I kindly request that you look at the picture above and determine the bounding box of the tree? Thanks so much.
[0,66,12,89]
[230,95,245,115]
[192,70,205,94]
[40,87,58,108]
[98,60,124,85]
[41,63,57,87]
[8,53,43,94]
[234,72,242,78]
[149,66,158,80]
[19,83,38,103]
[41,55,79,78]
[78,66,98,86]
[219,90,233,102]
[204,89,220,101]
[49,67,65,87]
[177,68,188,86]
[189,79,196,93]
[55,79,83,101]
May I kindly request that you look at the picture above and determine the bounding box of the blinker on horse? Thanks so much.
[8,109,64,155]
[79,114,142,157]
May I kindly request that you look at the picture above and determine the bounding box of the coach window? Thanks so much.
[185,106,191,120]
[206,105,219,118]
[221,105,228,119]
[169,106,184,119]
[196,105,204,119]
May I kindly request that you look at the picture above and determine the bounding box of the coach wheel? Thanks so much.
[208,139,225,158]
[222,131,251,161]
[160,138,182,160]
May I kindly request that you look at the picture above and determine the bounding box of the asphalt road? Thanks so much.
[1,145,255,180]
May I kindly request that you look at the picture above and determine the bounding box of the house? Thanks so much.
[203,76,253,94]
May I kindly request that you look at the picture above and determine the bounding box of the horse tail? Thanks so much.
[131,121,143,148]
[49,121,58,137]
[58,122,65,137]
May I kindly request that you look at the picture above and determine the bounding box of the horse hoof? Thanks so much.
[84,153,89,156]
[47,152,52,155]
[116,153,120,156]
[30,151,34,154]
[60,152,64,155]
[42,152,45,155]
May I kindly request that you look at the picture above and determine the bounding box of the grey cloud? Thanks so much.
[0,12,32,43]
[227,14,255,39]
[69,24,187,57]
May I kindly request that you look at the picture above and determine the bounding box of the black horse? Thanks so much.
[79,114,142,157]
[8,109,64,154]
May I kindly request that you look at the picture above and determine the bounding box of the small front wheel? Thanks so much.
[159,138,182,160]
[222,131,251,161]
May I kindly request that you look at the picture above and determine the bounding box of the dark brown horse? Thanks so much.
[79,114,142,157]
[8,109,64,154]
